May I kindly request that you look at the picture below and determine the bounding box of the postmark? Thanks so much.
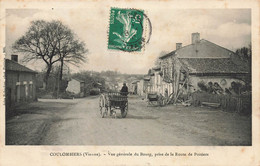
[108,7,151,52]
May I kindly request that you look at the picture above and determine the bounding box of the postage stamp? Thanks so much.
[108,8,145,52]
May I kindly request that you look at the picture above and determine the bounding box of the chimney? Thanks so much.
[192,32,200,44]
[176,43,182,50]
[11,55,18,62]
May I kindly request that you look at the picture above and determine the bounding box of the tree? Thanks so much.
[55,27,87,82]
[12,20,87,89]
[53,22,87,96]
[235,43,251,64]
[234,44,252,87]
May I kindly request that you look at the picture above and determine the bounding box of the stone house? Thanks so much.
[136,80,142,96]
[143,76,151,95]
[146,66,173,97]
[66,78,85,97]
[147,66,162,94]
[135,76,151,97]
[158,33,250,97]
[130,80,139,94]
[5,55,37,113]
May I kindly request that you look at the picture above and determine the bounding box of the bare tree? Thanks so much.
[12,20,87,89]
[55,25,87,81]
[54,23,87,97]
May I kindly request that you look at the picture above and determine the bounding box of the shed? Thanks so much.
[66,78,85,97]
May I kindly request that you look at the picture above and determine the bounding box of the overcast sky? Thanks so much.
[5,8,251,74]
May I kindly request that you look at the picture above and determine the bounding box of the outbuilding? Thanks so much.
[66,78,85,97]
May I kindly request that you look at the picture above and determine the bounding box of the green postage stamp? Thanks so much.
[108,8,144,52]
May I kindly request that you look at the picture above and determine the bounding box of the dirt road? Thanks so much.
[6,95,251,145]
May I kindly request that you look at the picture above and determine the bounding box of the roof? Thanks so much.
[143,76,150,81]
[131,80,139,84]
[159,39,234,59]
[178,58,249,74]
[159,50,175,59]
[5,59,37,73]
[152,66,161,71]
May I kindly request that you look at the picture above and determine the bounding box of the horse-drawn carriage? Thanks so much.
[99,92,128,118]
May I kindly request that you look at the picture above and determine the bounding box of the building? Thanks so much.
[130,80,139,94]
[136,76,151,97]
[66,78,85,97]
[158,33,250,97]
[136,80,143,96]
[5,55,37,112]
[150,66,163,94]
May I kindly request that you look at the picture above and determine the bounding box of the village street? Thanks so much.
[6,95,251,146]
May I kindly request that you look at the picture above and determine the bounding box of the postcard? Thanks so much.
[0,0,259,165]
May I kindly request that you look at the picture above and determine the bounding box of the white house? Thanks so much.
[66,78,85,97]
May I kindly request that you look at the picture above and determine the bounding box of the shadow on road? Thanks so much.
[125,114,158,120]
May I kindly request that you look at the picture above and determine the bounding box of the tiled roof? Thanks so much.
[159,50,175,59]
[178,58,249,74]
[159,39,234,59]
[5,59,37,73]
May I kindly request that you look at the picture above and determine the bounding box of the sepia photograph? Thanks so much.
[4,7,252,146]
[0,0,259,165]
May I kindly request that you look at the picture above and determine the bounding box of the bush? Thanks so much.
[231,81,242,94]
[89,88,100,95]
[197,81,208,92]
[37,89,54,99]
[60,91,74,99]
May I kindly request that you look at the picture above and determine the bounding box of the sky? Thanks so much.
[5,7,251,74]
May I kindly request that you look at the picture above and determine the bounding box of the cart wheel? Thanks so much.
[121,102,128,118]
[99,95,106,118]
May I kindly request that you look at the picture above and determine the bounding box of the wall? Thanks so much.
[154,71,162,94]
[5,71,37,110]
[5,71,18,105]
[192,92,251,115]
[130,83,137,94]
[137,80,144,96]
[161,56,174,81]
[161,82,173,97]
[149,76,155,92]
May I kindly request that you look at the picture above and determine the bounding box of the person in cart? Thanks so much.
[120,82,128,96]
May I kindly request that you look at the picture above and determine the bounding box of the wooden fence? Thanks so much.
[191,92,251,115]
